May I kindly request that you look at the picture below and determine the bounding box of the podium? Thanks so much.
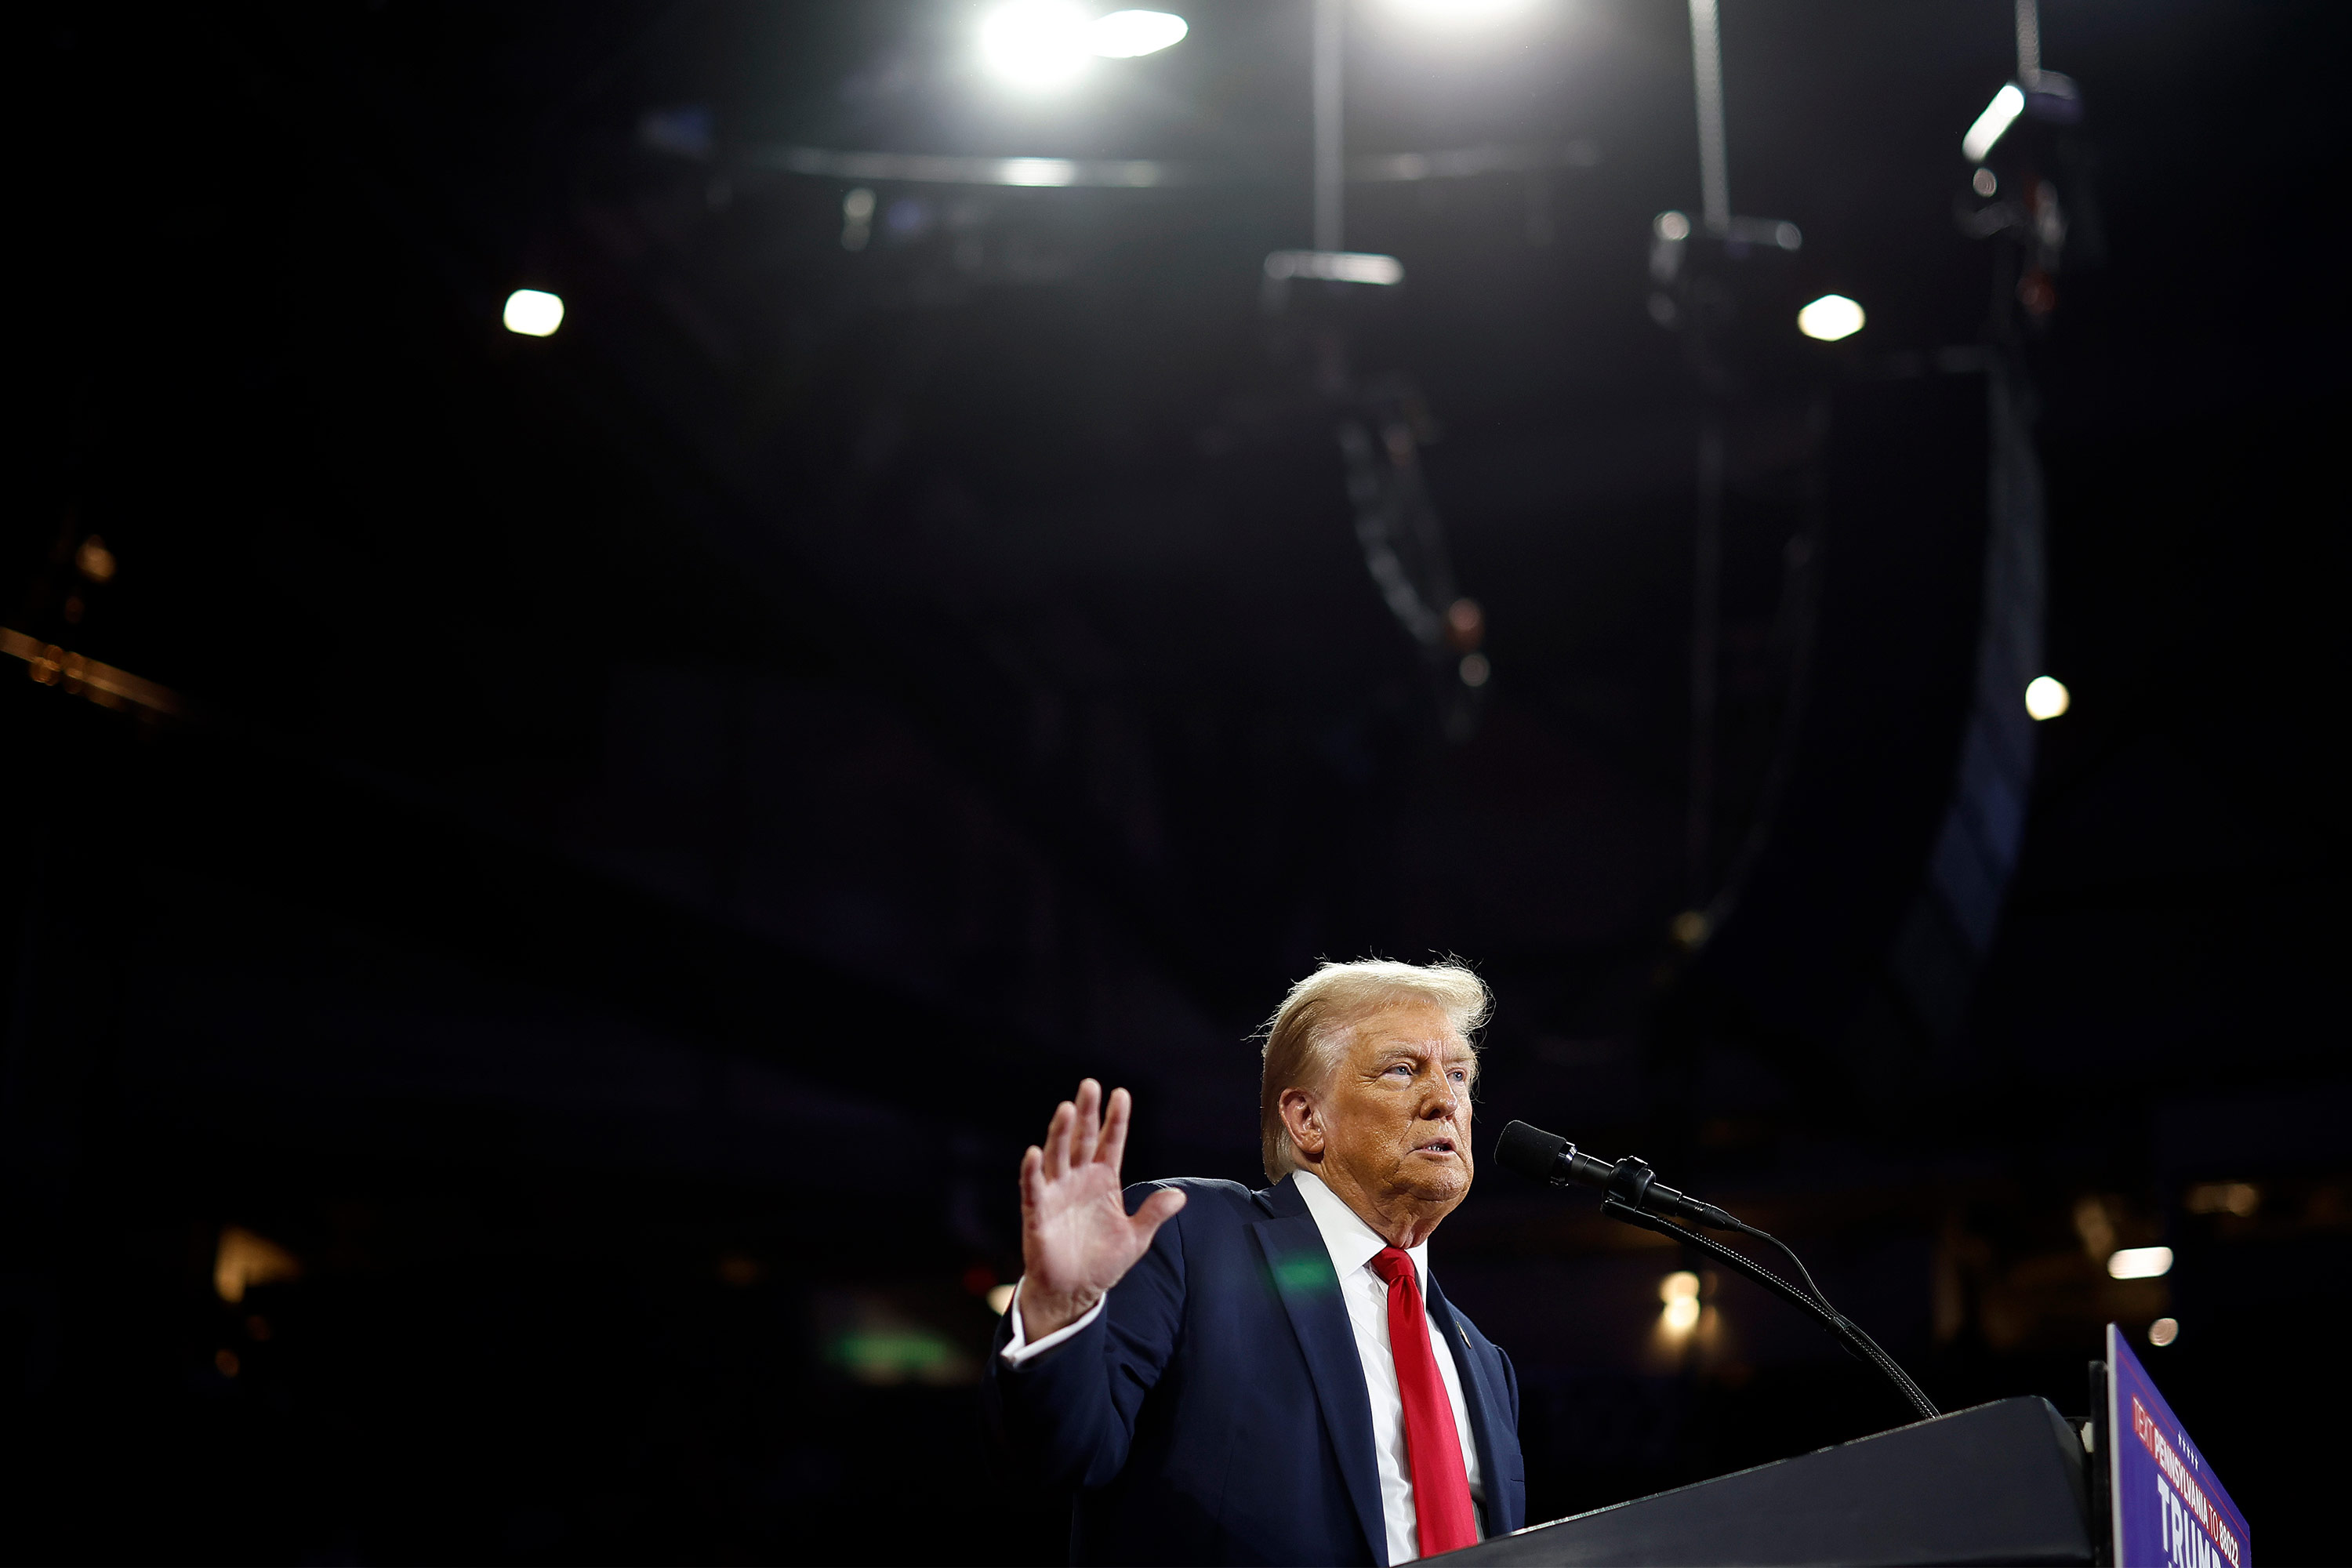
[1442,1397,2097,1566]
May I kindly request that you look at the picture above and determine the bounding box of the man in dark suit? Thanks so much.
[984,960,1526,1566]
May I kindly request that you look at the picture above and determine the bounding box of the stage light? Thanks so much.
[1660,1270,1701,1334]
[1654,210,1692,241]
[1796,294,1865,342]
[1459,653,1490,688]
[2107,1246,2173,1280]
[1962,82,2026,164]
[986,1283,1017,1315]
[1972,168,1998,198]
[1000,157,1080,186]
[1091,9,1188,57]
[1262,249,1404,285]
[2024,675,2070,719]
[2148,1317,2180,1347]
[503,289,564,337]
[981,2,1090,85]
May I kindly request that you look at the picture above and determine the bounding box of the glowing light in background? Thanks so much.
[1653,209,1692,241]
[1091,9,1189,56]
[1963,82,2026,164]
[1972,167,1999,198]
[2148,1317,2180,1346]
[1459,653,1490,688]
[1658,1270,1701,1334]
[980,4,1188,86]
[1000,157,1080,187]
[214,1225,303,1303]
[986,1283,1018,1315]
[502,289,564,337]
[2107,1246,2173,1280]
[1796,294,1865,342]
[2185,1181,2259,1217]
[1263,249,1405,285]
[2025,674,2071,719]
[1384,0,1534,23]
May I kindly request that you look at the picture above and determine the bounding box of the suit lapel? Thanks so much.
[1251,1178,1389,1566]
[1423,1274,1521,1535]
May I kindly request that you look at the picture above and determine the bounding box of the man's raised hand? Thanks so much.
[1017,1080,1187,1339]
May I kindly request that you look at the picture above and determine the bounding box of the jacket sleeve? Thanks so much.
[981,1181,1189,1492]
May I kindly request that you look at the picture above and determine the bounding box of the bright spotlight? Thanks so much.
[2107,1246,2174,1280]
[1090,9,1188,57]
[1963,82,2026,164]
[2148,1317,2180,1347]
[2024,675,2071,720]
[981,1,1092,85]
[1796,294,1865,342]
[502,289,564,337]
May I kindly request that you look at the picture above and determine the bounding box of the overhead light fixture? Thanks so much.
[1796,294,1865,342]
[2107,1246,2174,1280]
[1091,9,1188,56]
[980,3,1188,87]
[503,289,564,337]
[2024,674,2070,720]
[1963,82,2026,165]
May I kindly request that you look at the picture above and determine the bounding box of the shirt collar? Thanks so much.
[1292,1171,1430,1293]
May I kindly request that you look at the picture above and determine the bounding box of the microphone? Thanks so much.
[1494,1120,1739,1230]
[1493,1120,1942,1422]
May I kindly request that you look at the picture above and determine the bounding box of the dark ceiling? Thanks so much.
[9,0,2347,1560]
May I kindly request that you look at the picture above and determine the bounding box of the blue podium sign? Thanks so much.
[2108,1323,2250,1568]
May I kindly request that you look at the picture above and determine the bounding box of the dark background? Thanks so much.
[6,1,2345,1563]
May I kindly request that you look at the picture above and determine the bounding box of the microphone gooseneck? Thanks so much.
[1493,1120,1940,1423]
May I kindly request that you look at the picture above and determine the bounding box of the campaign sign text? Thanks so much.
[2108,1323,2250,1568]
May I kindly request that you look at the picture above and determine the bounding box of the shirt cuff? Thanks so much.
[999,1282,1105,1366]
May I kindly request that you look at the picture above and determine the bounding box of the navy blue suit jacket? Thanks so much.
[982,1174,1526,1566]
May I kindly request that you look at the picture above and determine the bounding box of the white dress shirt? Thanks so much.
[1000,1171,1485,1565]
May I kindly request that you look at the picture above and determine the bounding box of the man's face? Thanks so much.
[1308,1000,1477,1225]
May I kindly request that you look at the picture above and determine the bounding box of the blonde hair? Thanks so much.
[1256,959,1491,1185]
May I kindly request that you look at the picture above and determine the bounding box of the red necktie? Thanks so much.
[1369,1247,1478,1558]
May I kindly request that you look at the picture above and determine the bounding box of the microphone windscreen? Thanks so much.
[1494,1120,1566,1183]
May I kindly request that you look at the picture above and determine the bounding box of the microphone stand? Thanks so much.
[1599,1198,1940,1421]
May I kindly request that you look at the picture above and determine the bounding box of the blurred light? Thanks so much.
[75,536,117,584]
[2185,1181,2260,1217]
[215,1348,240,1377]
[1661,1296,1700,1332]
[840,186,874,251]
[2107,1246,2174,1280]
[1972,167,1999,198]
[1796,294,1865,342]
[246,1316,274,1341]
[502,289,564,337]
[1671,909,1711,949]
[1385,0,1534,21]
[214,1225,302,1304]
[1091,9,1188,56]
[982,2,1087,85]
[1459,653,1490,688]
[2024,674,2071,720]
[1660,1270,1700,1302]
[1653,209,1691,242]
[829,1329,964,1384]
[986,1283,1018,1316]
[1962,82,2026,164]
[2149,1317,2180,1347]
[1263,249,1404,285]
[1000,157,1080,187]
